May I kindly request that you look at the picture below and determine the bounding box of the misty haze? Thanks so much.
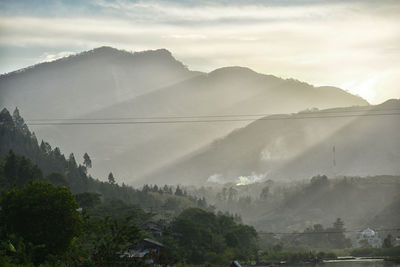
[0,1,399,266]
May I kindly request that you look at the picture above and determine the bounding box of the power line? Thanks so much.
[26,112,400,126]
[25,107,400,122]
[258,228,400,236]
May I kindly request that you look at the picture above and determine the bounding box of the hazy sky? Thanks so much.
[0,0,399,104]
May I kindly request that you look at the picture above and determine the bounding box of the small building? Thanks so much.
[137,238,164,251]
[124,238,164,265]
[142,221,163,237]
[355,228,382,248]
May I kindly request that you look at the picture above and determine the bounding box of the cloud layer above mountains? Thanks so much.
[0,0,399,103]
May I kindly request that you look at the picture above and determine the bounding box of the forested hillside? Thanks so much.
[185,174,400,236]
[1,98,398,266]
[0,107,211,216]
[0,154,257,266]
[0,107,260,266]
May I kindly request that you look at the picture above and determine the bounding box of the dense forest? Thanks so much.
[0,161,258,266]
[0,107,214,215]
[0,107,259,266]
[1,107,399,266]
[184,175,400,233]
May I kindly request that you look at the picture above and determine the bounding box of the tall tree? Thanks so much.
[383,234,393,248]
[108,172,116,185]
[328,218,351,249]
[12,107,29,134]
[0,180,82,263]
[83,152,92,169]
[46,172,69,187]
[40,140,52,155]
[333,218,345,231]
[68,153,77,168]
[175,185,183,196]
[83,216,141,266]
[2,151,43,188]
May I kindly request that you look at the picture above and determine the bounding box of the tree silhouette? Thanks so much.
[383,234,393,248]
[83,152,92,169]
[0,180,82,263]
[108,172,116,185]
[68,153,77,168]
[175,185,183,196]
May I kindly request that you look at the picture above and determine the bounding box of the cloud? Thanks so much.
[167,34,207,40]
[0,0,399,103]
[39,51,75,63]
[236,173,266,185]
[91,0,370,26]
[206,172,266,185]
[90,0,400,26]
[207,173,225,184]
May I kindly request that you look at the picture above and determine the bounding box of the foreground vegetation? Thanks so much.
[1,108,399,266]
[257,247,400,265]
[259,250,336,264]
[0,108,258,265]
[340,246,400,260]
[0,153,258,266]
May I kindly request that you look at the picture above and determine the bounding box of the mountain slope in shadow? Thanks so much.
[0,47,369,183]
[0,46,200,118]
[144,99,399,185]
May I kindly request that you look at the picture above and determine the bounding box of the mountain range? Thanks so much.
[146,99,400,185]
[0,47,378,184]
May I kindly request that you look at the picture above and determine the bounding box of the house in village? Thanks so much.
[123,238,164,265]
[355,228,382,248]
[142,221,163,237]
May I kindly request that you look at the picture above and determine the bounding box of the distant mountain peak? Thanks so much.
[0,46,186,79]
[91,46,117,53]
[87,46,128,57]
[76,46,188,71]
[379,98,400,108]
[143,48,172,56]
[209,66,257,76]
[88,46,173,59]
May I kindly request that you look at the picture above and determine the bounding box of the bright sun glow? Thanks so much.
[344,75,380,104]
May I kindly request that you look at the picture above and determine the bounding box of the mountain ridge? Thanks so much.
[0,46,201,119]
[142,99,400,185]
[0,46,370,184]
[0,46,189,77]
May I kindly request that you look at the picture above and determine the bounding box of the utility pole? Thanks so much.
[332,145,337,177]
[333,145,336,167]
